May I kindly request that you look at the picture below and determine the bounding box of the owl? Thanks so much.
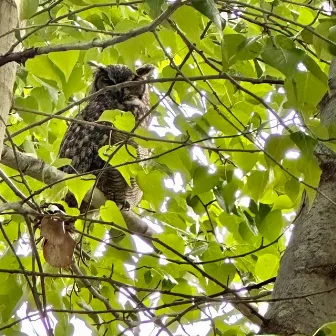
[58,63,154,210]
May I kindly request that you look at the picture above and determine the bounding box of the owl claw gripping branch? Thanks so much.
[39,63,155,267]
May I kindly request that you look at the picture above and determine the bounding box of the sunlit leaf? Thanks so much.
[255,254,279,280]
[65,175,95,206]
[100,200,126,227]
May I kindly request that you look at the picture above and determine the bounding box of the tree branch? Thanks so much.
[0,0,183,67]
[0,145,155,238]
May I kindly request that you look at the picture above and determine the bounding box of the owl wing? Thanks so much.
[59,121,110,174]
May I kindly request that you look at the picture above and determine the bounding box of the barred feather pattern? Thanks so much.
[58,64,152,209]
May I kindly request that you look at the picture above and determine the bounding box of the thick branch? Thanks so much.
[0,0,183,67]
[0,145,155,237]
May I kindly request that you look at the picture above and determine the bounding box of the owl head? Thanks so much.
[89,62,155,103]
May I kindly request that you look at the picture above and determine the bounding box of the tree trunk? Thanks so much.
[263,60,336,334]
[0,0,18,157]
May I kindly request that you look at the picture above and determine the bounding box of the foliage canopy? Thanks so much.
[1,0,336,335]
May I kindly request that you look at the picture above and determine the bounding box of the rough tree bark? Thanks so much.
[263,61,336,334]
[0,0,18,158]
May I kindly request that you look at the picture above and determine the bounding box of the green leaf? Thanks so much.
[145,0,164,18]
[192,166,219,196]
[153,233,185,259]
[257,209,284,241]
[221,180,239,212]
[284,73,328,117]
[314,322,336,336]
[262,37,328,85]
[0,275,23,322]
[245,171,269,201]
[137,170,165,210]
[297,156,321,206]
[99,110,135,132]
[191,0,222,29]
[297,8,315,25]
[14,96,39,124]
[231,145,259,172]
[49,51,80,81]
[285,178,301,203]
[264,134,294,167]
[290,132,317,158]
[19,0,39,20]
[65,175,95,206]
[172,6,202,41]
[255,254,279,280]
[25,56,61,87]
[100,200,126,227]
[273,195,294,210]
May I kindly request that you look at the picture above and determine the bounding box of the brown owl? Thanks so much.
[58,63,154,210]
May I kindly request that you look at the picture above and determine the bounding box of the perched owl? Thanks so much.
[58,63,154,209]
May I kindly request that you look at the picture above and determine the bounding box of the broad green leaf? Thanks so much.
[328,25,336,56]
[49,51,80,81]
[15,96,39,124]
[273,195,294,210]
[257,209,284,241]
[204,262,236,284]
[100,200,126,228]
[245,171,269,201]
[221,180,239,212]
[264,134,294,167]
[156,145,192,182]
[231,145,259,172]
[0,275,23,322]
[223,34,262,65]
[31,87,53,113]
[285,178,301,203]
[25,56,61,87]
[290,132,317,158]
[262,37,328,85]
[145,0,164,18]
[99,110,135,132]
[297,8,315,25]
[284,73,328,118]
[255,254,279,280]
[161,278,194,312]
[156,212,188,230]
[172,6,202,41]
[63,64,87,99]
[192,166,219,196]
[297,156,321,206]
[314,322,336,336]
[153,233,185,259]
[137,170,165,210]
[65,175,95,206]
